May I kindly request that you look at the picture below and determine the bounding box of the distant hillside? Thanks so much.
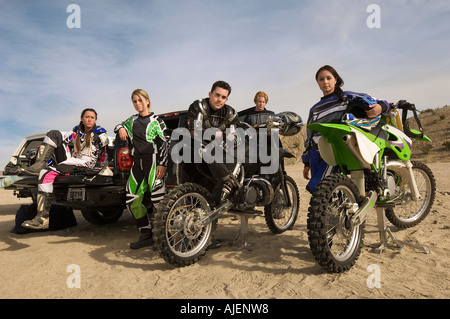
[279,128,306,165]
[280,104,450,165]
[408,105,450,162]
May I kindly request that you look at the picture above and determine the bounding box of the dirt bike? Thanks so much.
[306,100,436,273]
[153,112,303,267]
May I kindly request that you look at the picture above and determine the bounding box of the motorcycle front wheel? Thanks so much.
[264,175,299,234]
[386,161,436,228]
[153,183,216,267]
[307,174,364,273]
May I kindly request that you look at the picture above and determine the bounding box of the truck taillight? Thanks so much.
[118,147,133,171]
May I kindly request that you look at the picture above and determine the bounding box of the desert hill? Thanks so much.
[408,105,450,162]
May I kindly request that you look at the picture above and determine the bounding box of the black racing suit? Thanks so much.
[185,98,239,178]
[243,108,280,174]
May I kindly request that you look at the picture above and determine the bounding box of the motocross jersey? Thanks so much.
[114,113,169,167]
[243,108,275,127]
[302,91,390,165]
[58,125,109,168]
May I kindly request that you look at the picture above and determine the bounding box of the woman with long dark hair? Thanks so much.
[21,108,109,229]
[302,65,390,193]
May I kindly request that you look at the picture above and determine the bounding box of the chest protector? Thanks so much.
[197,99,237,131]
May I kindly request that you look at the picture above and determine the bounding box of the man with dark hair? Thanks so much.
[184,80,239,199]
[186,80,237,134]
[209,80,232,98]
[183,80,240,249]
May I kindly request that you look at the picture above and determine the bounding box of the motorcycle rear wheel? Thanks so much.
[386,161,436,228]
[264,175,299,234]
[153,183,216,267]
[307,174,364,273]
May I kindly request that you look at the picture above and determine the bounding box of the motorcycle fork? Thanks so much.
[350,170,366,199]
[277,163,291,207]
[405,160,421,201]
[381,156,421,201]
[349,170,376,227]
[349,159,403,252]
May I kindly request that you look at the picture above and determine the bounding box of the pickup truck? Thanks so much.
[1,107,257,231]
[1,110,189,230]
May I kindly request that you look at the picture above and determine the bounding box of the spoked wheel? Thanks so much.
[307,174,364,273]
[386,161,436,228]
[264,175,299,234]
[153,183,216,267]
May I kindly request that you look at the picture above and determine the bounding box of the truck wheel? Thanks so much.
[81,207,124,225]
[12,204,37,234]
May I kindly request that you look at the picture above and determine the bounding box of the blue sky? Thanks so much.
[1,0,449,169]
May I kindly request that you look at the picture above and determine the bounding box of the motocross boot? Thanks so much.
[21,144,55,176]
[130,214,154,250]
[22,192,52,230]
[130,228,154,250]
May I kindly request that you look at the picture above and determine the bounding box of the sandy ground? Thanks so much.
[0,163,448,300]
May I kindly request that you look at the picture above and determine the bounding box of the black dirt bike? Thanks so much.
[152,112,303,266]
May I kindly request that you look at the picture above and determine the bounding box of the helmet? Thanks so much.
[277,112,303,136]
[342,113,381,131]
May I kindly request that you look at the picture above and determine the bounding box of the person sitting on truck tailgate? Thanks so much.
[21,108,109,230]
[115,89,170,250]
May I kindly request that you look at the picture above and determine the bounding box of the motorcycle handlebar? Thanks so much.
[394,100,424,139]
[243,111,303,137]
[250,116,283,129]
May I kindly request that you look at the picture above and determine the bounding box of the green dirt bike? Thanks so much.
[306,100,436,273]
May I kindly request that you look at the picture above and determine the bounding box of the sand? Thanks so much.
[0,163,448,299]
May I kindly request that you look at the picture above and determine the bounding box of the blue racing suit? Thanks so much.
[302,91,390,193]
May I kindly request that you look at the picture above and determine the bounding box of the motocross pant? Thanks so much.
[37,130,76,194]
[306,148,338,194]
[41,130,71,163]
[126,153,166,229]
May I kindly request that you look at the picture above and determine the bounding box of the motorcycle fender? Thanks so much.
[318,136,337,166]
[350,128,380,166]
[413,131,431,142]
[307,123,352,137]
[382,124,413,159]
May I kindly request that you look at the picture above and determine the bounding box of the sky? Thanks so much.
[1,0,449,169]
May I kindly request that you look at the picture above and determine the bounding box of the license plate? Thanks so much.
[68,188,85,201]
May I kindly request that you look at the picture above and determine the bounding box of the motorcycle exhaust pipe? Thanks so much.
[244,177,274,206]
[342,134,371,169]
